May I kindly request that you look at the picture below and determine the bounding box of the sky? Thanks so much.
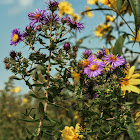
[0,0,139,93]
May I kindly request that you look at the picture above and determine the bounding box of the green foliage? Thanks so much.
[2,0,140,140]
[113,34,126,56]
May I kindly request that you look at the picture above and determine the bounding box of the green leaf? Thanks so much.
[128,0,140,34]
[47,86,62,96]
[25,128,32,135]
[47,102,69,111]
[55,38,67,44]
[39,34,50,39]
[39,102,44,114]
[13,77,22,80]
[27,67,36,73]
[117,0,123,11]
[29,93,38,99]
[31,83,44,87]
[35,72,38,80]
[126,119,139,140]
[113,34,126,56]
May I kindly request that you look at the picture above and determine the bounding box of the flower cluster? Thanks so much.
[82,48,125,78]
[87,0,132,15]
[10,0,84,46]
[58,1,80,20]
[94,23,111,37]
[61,123,83,140]
[71,48,140,99]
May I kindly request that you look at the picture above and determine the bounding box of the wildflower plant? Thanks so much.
[3,0,140,140]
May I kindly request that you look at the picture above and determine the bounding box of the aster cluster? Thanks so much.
[82,48,126,78]
[70,47,139,100]
[10,0,84,46]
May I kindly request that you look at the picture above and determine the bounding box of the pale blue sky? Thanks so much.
[0,0,138,93]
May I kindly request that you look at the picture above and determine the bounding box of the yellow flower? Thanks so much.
[10,86,21,93]
[58,1,74,17]
[85,7,93,18]
[105,15,115,22]
[82,59,90,67]
[135,111,140,132]
[8,114,12,118]
[94,23,111,37]
[135,111,140,120]
[131,30,140,42]
[99,0,112,6]
[22,98,28,104]
[71,13,81,21]
[71,71,80,83]
[121,66,140,96]
[87,0,97,5]
[61,123,83,140]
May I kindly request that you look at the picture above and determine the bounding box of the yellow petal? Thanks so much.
[129,79,140,85]
[131,74,140,79]
[75,123,80,133]
[87,0,97,5]
[128,66,135,79]
[135,112,140,120]
[85,7,93,17]
[127,85,140,94]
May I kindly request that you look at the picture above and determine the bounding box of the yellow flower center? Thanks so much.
[12,34,19,42]
[35,13,41,19]
[82,59,89,67]
[90,64,98,71]
[109,55,117,61]
[121,78,129,86]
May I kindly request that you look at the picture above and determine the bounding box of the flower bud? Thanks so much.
[73,46,78,52]
[36,25,41,31]
[71,52,77,58]
[61,18,67,24]
[10,51,16,58]
[17,52,22,57]
[63,42,70,51]
[47,0,59,12]
[4,57,9,63]
[120,21,124,26]
[26,26,31,31]
[83,49,91,58]
[5,63,10,69]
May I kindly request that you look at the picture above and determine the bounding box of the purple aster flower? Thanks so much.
[28,8,49,26]
[46,0,59,12]
[45,13,60,23]
[102,54,125,69]
[87,54,97,63]
[10,29,24,46]
[84,49,92,56]
[84,59,105,77]
[82,55,96,67]
[96,49,106,58]
[66,16,85,32]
